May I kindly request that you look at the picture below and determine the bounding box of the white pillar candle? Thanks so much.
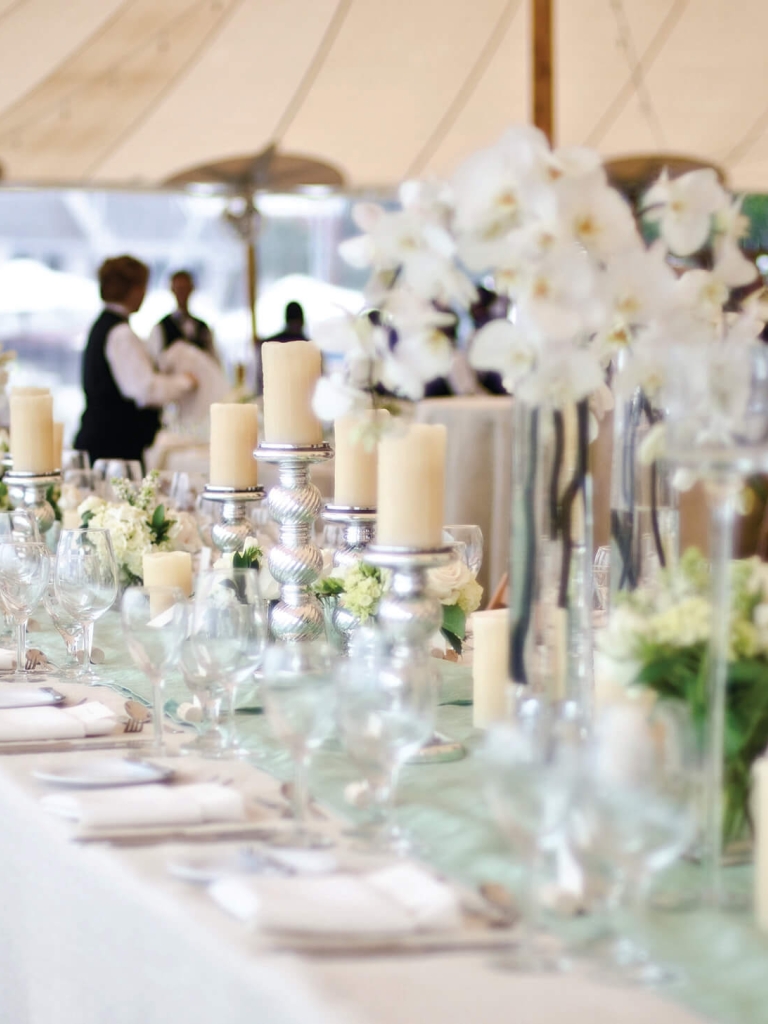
[52,422,64,471]
[334,409,388,507]
[142,551,193,597]
[209,403,259,488]
[376,423,446,547]
[10,393,55,473]
[472,609,511,728]
[11,387,50,397]
[262,340,323,445]
[755,758,768,932]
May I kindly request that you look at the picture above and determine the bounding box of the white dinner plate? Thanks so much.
[0,687,65,709]
[32,758,175,789]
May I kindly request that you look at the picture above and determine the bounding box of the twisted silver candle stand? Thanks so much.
[5,470,61,535]
[254,442,333,642]
[365,544,466,763]
[203,484,265,556]
[322,503,377,652]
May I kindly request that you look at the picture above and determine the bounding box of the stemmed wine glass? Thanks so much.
[443,525,483,579]
[121,586,188,755]
[0,540,50,679]
[338,638,437,852]
[54,528,118,679]
[184,568,267,758]
[93,458,143,500]
[43,582,84,677]
[0,510,40,642]
[262,640,337,847]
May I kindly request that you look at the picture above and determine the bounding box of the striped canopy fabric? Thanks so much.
[0,0,765,192]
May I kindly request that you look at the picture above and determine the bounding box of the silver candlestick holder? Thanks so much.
[203,484,265,556]
[5,470,61,535]
[322,503,377,651]
[254,442,333,642]
[365,544,466,763]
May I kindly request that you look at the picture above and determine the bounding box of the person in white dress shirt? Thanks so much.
[74,256,197,465]
[148,269,217,363]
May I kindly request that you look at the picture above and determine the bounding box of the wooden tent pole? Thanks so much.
[247,237,258,344]
[532,0,554,143]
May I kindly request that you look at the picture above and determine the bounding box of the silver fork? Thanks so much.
[24,649,48,671]
[124,700,149,733]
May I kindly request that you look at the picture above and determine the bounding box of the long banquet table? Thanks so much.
[1,614,766,1024]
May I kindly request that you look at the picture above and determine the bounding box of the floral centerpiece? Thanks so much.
[76,471,200,585]
[316,557,482,655]
[598,548,768,842]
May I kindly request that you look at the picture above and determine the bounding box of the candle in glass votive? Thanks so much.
[756,758,768,932]
[10,393,55,473]
[262,340,323,444]
[471,609,510,728]
[52,422,64,470]
[334,409,389,507]
[209,403,258,488]
[376,423,446,548]
[142,551,193,597]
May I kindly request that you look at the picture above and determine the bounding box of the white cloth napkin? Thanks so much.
[0,649,17,670]
[41,783,245,831]
[210,863,461,936]
[0,702,117,742]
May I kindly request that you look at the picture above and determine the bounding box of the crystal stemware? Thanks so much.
[179,639,228,758]
[0,511,40,644]
[443,524,484,579]
[43,582,84,677]
[185,568,267,758]
[262,640,337,847]
[338,640,436,852]
[0,540,50,679]
[54,528,118,680]
[93,458,143,500]
[121,586,188,755]
[61,449,91,472]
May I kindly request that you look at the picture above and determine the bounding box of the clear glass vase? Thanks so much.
[509,399,594,715]
[609,384,679,609]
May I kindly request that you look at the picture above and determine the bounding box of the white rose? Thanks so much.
[427,559,472,605]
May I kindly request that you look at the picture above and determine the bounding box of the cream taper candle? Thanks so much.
[142,551,193,597]
[262,340,323,444]
[11,387,50,397]
[376,423,446,547]
[471,609,511,728]
[10,393,55,473]
[334,409,389,507]
[209,403,259,488]
[756,757,768,932]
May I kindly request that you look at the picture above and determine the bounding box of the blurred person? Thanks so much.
[264,301,307,342]
[149,269,217,360]
[74,256,197,465]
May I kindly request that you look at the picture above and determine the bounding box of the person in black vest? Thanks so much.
[74,256,197,465]
[148,269,216,361]
[263,301,307,342]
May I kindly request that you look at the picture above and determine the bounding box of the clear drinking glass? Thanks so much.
[43,582,84,677]
[593,545,611,612]
[171,472,207,512]
[61,450,91,472]
[0,540,50,679]
[54,528,118,680]
[186,568,267,757]
[338,643,436,852]
[121,586,188,755]
[572,701,698,984]
[262,640,337,846]
[443,524,484,578]
[179,639,228,758]
[0,511,40,644]
[483,696,582,972]
[93,458,143,500]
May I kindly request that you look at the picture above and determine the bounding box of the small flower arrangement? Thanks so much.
[599,548,768,842]
[77,470,200,585]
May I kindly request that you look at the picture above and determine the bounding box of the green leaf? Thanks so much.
[440,627,463,654]
[315,577,345,597]
[233,545,261,570]
[441,603,466,640]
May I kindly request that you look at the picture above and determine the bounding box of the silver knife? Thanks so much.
[0,737,149,756]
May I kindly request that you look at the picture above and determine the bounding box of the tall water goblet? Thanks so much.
[188,568,267,757]
[0,511,40,643]
[663,340,768,907]
[179,638,228,758]
[262,641,337,847]
[121,586,188,755]
[61,450,91,472]
[93,458,143,500]
[43,582,84,677]
[54,528,118,680]
[338,642,436,852]
[0,540,50,679]
[482,696,582,972]
[443,525,484,579]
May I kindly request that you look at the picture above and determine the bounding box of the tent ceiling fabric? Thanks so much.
[0,0,767,192]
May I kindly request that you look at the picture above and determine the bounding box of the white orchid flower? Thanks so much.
[675,269,729,325]
[515,244,603,342]
[468,318,539,389]
[556,177,639,259]
[714,196,750,244]
[313,313,384,358]
[312,373,370,422]
[602,244,676,327]
[643,168,728,256]
[712,235,758,288]
[515,347,604,408]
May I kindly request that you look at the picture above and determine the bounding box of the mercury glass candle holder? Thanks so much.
[202,484,265,557]
[322,503,377,651]
[5,470,61,535]
[365,544,466,763]
[254,442,333,642]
